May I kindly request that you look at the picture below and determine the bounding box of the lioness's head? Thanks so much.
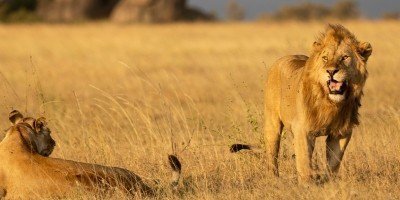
[309,24,372,103]
[9,110,56,157]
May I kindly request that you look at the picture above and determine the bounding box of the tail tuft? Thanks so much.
[168,155,181,190]
[230,144,251,153]
[168,155,182,172]
[0,188,6,198]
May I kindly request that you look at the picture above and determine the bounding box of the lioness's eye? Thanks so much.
[322,56,328,62]
[342,55,349,60]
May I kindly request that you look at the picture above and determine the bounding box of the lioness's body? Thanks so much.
[0,125,153,199]
[263,25,372,182]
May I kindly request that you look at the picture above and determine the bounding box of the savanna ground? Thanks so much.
[0,21,399,199]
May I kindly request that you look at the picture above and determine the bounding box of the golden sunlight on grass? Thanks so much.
[0,21,399,199]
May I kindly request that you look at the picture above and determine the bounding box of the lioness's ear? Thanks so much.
[9,110,23,125]
[358,42,372,61]
[312,41,323,52]
[34,117,47,130]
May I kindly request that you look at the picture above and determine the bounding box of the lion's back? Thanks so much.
[265,55,308,126]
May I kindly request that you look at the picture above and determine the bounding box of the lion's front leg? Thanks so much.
[326,132,352,175]
[293,128,316,183]
[264,117,283,177]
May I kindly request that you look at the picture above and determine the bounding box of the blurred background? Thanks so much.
[0,0,399,23]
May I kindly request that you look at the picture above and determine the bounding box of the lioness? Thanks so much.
[0,110,181,199]
[232,24,372,183]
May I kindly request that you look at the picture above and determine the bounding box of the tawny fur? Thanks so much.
[0,111,181,199]
[262,24,372,183]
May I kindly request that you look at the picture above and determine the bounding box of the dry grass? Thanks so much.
[0,21,399,199]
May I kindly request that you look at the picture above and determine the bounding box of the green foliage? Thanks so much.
[0,0,39,22]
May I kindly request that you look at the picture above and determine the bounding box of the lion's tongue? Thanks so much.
[329,81,343,91]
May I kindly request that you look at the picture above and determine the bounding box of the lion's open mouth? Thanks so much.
[327,79,347,95]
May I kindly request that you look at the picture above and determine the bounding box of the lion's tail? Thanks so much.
[229,144,264,154]
[168,155,182,190]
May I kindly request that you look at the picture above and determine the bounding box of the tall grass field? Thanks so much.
[0,21,399,199]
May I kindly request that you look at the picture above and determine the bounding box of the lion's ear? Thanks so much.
[9,110,23,125]
[358,42,372,61]
[34,117,47,130]
[312,42,322,52]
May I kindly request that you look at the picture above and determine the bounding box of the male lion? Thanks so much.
[232,24,372,183]
[0,110,181,199]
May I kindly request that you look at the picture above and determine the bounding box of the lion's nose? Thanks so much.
[327,69,339,77]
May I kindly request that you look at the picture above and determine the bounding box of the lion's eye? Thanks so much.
[322,56,328,62]
[342,55,349,61]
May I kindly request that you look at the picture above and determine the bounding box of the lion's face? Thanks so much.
[310,26,372,103]
[9,110,56,157]
[29,117,55,157]
[316,43,358,102]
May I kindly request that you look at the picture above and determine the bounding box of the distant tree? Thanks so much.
[259,1,361,22]
[382,12,400,20]
[257,12,271,21]
[0,0,36,13]
[226,0,244,21]
[0,0,37,22]
[37,0,121,22]
[331,0,359,20]
[273,3,330,21]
